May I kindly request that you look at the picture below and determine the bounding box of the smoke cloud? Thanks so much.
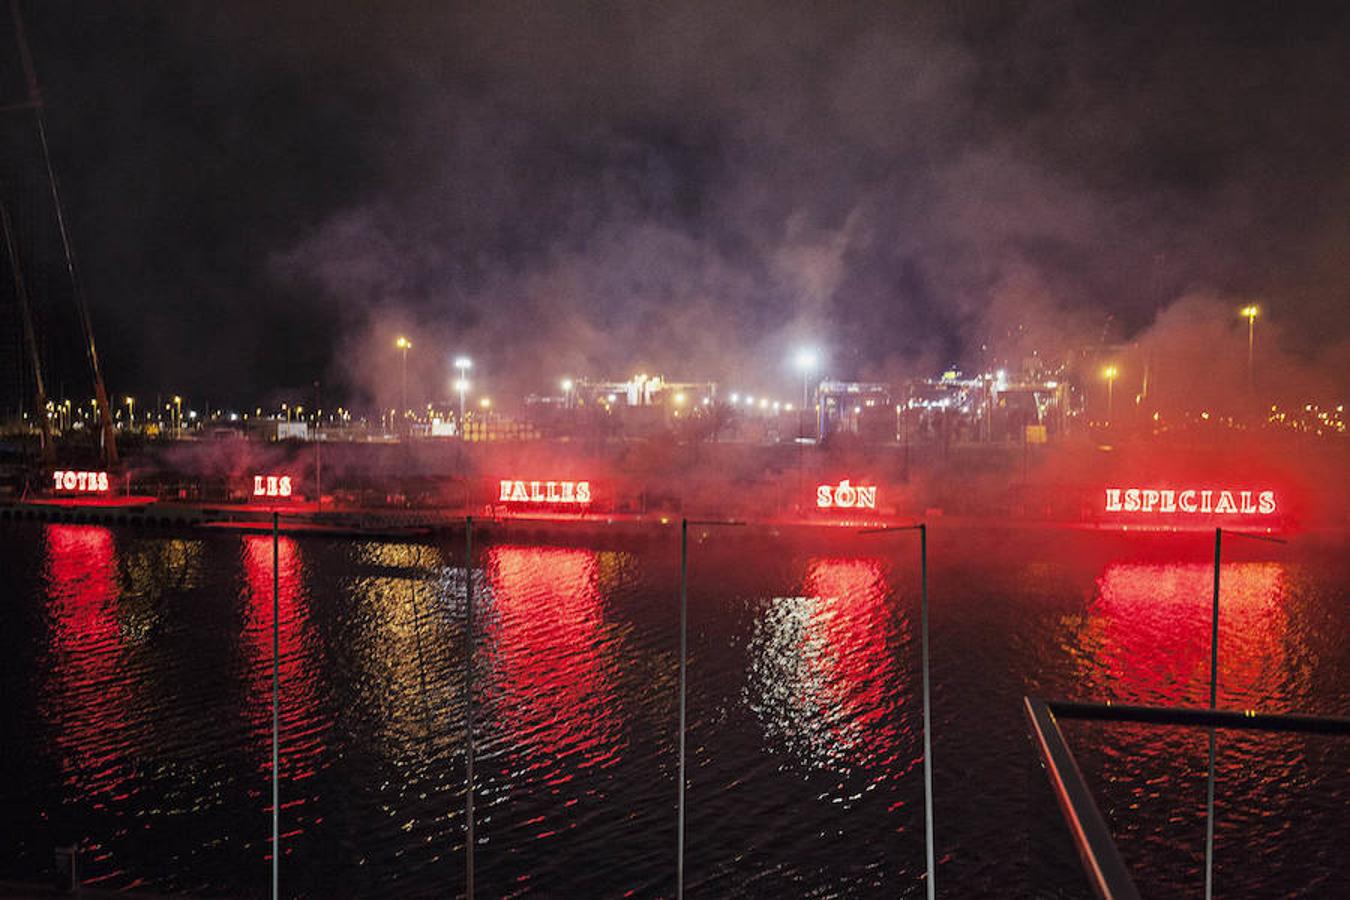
[12,1,1349,409]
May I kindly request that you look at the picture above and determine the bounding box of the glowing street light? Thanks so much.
[1102,365,1119,423]
[1240,305,1260,393]
[124,396,135,430]
[561,377,574,409]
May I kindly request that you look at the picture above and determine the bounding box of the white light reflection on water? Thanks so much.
[744,557,915,788]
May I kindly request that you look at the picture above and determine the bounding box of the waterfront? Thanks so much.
[0,521,1346,897]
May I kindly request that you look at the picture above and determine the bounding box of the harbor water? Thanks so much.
[0,521,1346,897]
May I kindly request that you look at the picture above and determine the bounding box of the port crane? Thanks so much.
[2,0,118,467]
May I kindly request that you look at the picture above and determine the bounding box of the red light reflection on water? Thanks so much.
[1083,561,1290,707]
[240,535,327,855]
[483,545,622,775]
[41,524,132,810]
[749,557,910,776]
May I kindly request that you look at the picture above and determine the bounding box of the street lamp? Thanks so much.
[794,348,819,441]
[454,356,472,431]
[395,337,412,432]
[124,396,135,431]
[173,395,182,435]
[455,376,471,435]
[793,348,820,513]
[561,377,574,410]
[1102,366,1118,423]
[1240,305,1259,394]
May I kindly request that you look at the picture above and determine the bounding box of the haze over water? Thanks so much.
[0,522,1345,897]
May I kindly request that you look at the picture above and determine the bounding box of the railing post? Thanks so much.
[465,516,475,899]
[1205,527,1221,900]
[677,517,688,900]
[674,518,743,897]
[271,511,280,900]
[859,522,935,897]
[920,523,935,900]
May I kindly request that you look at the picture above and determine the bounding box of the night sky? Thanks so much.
[5,1,1349,410]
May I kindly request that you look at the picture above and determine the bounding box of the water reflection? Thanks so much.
[1072,561,1292,707]
[240,535,328,858]
[41,525,133,813]
[343,542,450,751]
[745,557,912,778]
[8,527,1341,897]
[482,545,624,775]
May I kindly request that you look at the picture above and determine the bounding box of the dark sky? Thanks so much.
[6,0,1349,410]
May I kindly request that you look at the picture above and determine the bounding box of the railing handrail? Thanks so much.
[1025,696,1350,900]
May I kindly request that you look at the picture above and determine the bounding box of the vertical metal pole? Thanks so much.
[798,375,806,508]
[271,512,280,900]
[409,546,431,738]
[314,391,322,509]
[677,518,688,899]
[920,523,935,900]
[1205,528,1221,900]
[1247,316,1255,394]
[465,517,475,898]
[1209,528,1221,711]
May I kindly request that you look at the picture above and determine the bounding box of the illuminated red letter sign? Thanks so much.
[817,480,877,509]
[52,470,110,494]
[253,474,293,498]
[498,479,592,504]
[1104,487,1276,516]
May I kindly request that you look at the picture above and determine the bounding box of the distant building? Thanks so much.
[898,370,1067,443]
[815,381,891,441]
[526,374,718,437]
[573,374,717,408]
[249,418,309,441]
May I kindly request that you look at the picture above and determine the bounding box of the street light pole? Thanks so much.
[794,349,819,512]
[1241,305,1259,396]
[455,357,472,438]
[396,337,411,435]
[1102,366,1118,424]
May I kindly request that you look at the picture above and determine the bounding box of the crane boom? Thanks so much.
[9,0,118,466]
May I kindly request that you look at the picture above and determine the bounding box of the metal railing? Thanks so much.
[37,515,1323,897]
[1024,697,1350,900]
